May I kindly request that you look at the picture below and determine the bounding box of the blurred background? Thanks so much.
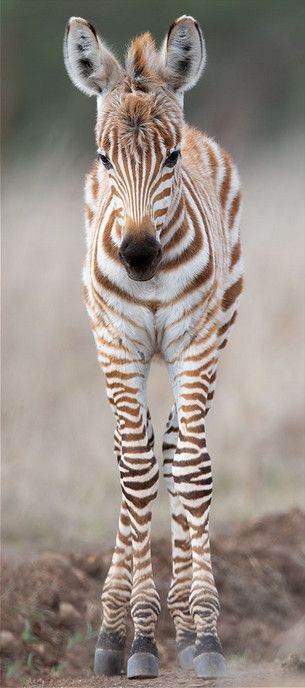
[2,0,304,551]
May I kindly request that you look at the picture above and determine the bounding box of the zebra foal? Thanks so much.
[64,14,243,679]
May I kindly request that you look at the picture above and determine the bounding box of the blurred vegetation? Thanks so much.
[1,0,304,162]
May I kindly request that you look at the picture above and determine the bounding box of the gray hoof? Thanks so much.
[94,647,124,676]
[193,651,226,678]
[178,644,196,670]
[127,652,159,679]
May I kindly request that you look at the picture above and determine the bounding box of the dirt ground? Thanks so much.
[1,509,305,687]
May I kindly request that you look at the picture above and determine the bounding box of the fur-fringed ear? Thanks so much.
[160,16,206,96]
[63,17,123,97]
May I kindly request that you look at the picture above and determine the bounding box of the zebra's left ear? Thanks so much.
[160,16,206,98]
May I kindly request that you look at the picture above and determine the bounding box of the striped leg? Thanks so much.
[94,424,132,675]
[100,352,160,678]
[162,405,196,669]
[95,411,156,676]
[168,349,225,679]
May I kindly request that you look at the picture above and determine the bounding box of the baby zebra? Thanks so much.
[64,14,243,680]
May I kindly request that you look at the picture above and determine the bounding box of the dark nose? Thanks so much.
[119,234,162,281]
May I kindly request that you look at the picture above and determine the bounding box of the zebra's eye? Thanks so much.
[97,152,113,170]
[164,150,180,168]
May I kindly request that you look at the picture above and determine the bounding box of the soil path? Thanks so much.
[30,664,305,688]
[1,509,305,687]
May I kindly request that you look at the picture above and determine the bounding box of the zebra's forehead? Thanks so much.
[96,87,182,155]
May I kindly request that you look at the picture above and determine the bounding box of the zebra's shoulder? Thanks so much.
[183,128,240,200]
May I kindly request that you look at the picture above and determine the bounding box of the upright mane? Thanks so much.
[125,32,162,91]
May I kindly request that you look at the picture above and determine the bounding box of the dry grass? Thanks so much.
[2,137,304,549]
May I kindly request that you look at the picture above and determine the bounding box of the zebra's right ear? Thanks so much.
[160,16,206,98]
[64,17,123,97]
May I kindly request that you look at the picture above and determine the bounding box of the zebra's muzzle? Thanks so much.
[119,234,162,281]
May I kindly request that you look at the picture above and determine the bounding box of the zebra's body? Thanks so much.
[64,15,243,679]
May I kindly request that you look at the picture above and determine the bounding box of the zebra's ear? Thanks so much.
[64,17,123,97]
[160,16,206,97]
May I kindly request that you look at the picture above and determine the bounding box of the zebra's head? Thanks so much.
[64,16,206,281]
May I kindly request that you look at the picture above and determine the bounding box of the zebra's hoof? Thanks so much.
[94,648,125,676]
[127,652,159,679]
[177,644,196,670]
[193,651,226,678]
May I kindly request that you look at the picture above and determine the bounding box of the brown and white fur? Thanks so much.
[64,14,243,679]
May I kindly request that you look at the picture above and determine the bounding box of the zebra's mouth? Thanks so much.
[124,265,160,281]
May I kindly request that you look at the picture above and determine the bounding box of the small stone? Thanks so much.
[32,642,46,656]
[0,630,17,652]
[59,602,81,623]
[84,554,101,576]
[71,566,86,583]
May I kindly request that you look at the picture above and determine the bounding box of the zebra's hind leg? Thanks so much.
[163,405,196,670]
[94,424,132,675]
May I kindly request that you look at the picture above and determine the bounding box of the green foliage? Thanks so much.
[18,606,50,622]
[4,650,35,683]
[26,652,34,670]
[5,659,21,679]
[21,619,38,643]
[66,630,84,649]
[85,622,98,640]
[51,661,68,674]
[65,622,98,649]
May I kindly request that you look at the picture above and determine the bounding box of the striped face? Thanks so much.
[64,15,206,281]
[96,89,183,280]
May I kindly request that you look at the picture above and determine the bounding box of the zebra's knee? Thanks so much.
[120,448,159,508]
[172,450,213,506]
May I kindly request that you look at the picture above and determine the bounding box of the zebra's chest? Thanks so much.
[87,233,217,361]
[92,274,212,363]
[101,299,195,362]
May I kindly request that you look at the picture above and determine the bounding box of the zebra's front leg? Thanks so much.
[162,405,196,670]
[94,495,132,675]
[168,352,226,679]
[105,358,160,678]
[94,423,132,675]
[95,411,156,676]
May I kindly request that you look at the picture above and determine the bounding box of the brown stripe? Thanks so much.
[85,203,94,224]
[218,310,237,337]
[230,240,241,270]
[222,277,243,311]
[220,153,232,209]
[91,161,99,200]
[205,142,218,184]
[229,192,241,230]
